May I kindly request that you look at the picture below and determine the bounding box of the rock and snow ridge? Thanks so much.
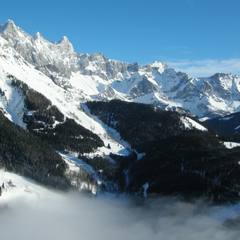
[0,19,209,151]
[1,20,240,119]
[0,32,128,156]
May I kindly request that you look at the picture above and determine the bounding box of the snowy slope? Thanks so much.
[0,169,53,205]
[0,33,129,156]
[223,142,240,149]
[181,116,208,131]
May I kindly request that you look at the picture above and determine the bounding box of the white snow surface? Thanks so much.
[181,116,208,131]
[59,152,99,194]
[0,169,53,205]
[223,142,240,149]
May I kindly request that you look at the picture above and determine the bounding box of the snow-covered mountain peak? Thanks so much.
[0,19,31,43]
[90,52,108,62]
[34,31,44,40]
[1,19,17,32]
[208,73,240,85]
[58,35,74,53]
[208,73,231,83]
[60,35,69,42]
[205,72,240,92]
[148,61,167,73]
[211,72,234,78]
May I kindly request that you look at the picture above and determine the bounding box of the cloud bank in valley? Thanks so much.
[0,191,240,240]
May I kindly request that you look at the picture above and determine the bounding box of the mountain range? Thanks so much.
[1,20,240,119]
[1,20,240,202]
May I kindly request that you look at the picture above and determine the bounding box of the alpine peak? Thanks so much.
[1,19,18,34]
[58,35,74,52]
[149,61,167,73]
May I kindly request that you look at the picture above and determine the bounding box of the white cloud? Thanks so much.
[167,59,240,77]
[0,191,240,240]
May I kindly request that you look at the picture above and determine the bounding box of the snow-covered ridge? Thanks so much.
[1,20,240,118]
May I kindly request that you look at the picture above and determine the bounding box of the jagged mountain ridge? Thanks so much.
[1,20,240,118]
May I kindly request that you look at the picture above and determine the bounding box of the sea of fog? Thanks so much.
[1,190,240,240]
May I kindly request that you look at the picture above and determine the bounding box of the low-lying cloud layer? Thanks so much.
[1,191,240,240]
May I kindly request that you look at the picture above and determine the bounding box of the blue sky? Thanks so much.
[0,0,240,76]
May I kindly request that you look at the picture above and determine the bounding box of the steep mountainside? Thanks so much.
[0,111,69,188]
[87,100,240,202]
